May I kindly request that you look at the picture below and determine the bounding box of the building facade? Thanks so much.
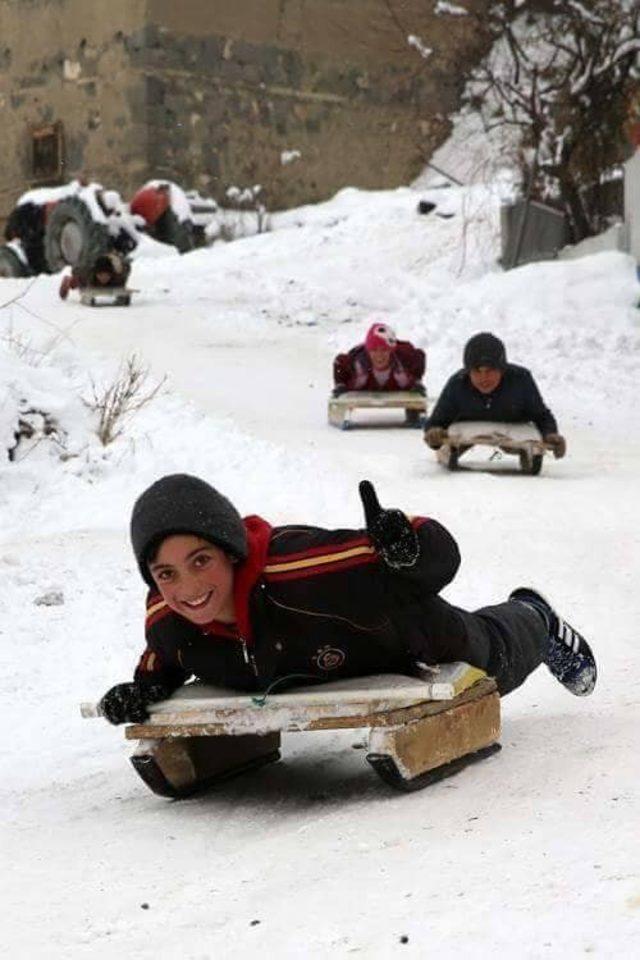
[0,0,491,224]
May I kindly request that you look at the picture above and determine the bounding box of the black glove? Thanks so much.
[359,480,420,569]
[99,681,170,725]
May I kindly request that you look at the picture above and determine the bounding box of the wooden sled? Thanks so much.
[328,390,427,430]
[82,663,500,798]
[79,287,135,307]
[435,420,553,475]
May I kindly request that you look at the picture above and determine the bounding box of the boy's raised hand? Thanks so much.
[358,480,420,569]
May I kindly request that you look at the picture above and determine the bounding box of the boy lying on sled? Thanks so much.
[424,332,566,458]
[99,474,596,724]
[331,323,426,427]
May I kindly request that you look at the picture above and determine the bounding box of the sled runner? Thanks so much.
[79,287,135,307]
[82,663,500,798]
[328,390,427,430]
[436,420,553,475]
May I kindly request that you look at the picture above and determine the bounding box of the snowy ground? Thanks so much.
[2,183,640,959]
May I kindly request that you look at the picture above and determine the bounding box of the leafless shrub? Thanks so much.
[85,354,165,446]
[1,325,48,367]
[209,184,271,243]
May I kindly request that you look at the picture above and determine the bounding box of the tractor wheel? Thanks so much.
[0,245,30,278]
[44,196,110,276]
[5,202,49,274]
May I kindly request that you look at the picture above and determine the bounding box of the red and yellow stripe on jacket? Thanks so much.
[141,515,427,644]
[263,533,377,582]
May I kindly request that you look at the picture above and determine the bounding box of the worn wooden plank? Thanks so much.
[125,678,497,740]
[130,732,281,798]
[328,390,426,427]
[329,390,427,411]
[444,420,549,454]
[367,690,501,782]
[83,665,490,723]
[151,666,487,711]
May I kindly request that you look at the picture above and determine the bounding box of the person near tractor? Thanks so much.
[59,251,130,300]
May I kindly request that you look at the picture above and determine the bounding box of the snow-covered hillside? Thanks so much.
[2,183,640,958]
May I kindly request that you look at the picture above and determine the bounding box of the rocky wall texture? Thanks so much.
[0,0,147,222]
[0,0,492,223]
[141,0,493,207]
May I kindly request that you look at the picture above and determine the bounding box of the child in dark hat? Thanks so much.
[99,474,596,724]
[423,332,566,457]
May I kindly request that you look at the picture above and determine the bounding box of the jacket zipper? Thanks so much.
[267,595,392,633]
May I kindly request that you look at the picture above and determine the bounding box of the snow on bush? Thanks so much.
[0,338,91,463]
[206,184,270,242]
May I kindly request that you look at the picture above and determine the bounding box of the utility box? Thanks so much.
[624,150,640,264]
[501,199,569,269]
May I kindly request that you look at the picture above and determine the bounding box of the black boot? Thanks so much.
[404,408,423,428]
[509,587,597,696]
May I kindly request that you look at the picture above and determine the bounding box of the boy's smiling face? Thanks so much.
[149,534,236,625]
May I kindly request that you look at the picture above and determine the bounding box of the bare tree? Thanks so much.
[465,0,640,240]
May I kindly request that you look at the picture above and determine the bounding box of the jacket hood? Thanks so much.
[202,514,272,643]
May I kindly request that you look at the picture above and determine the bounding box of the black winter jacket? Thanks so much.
[425,363,557,436]
[134,514,460,695]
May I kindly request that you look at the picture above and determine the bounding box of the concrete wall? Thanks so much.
[0,0,492,223]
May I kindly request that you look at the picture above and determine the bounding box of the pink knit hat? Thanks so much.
[365,322,397,352]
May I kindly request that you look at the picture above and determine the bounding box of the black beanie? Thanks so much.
[463,332,507,371]
[130,474,248,586]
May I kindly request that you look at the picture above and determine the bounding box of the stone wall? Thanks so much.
[0,0,147,223]
[0,0,492,225]
[142,0,492,207]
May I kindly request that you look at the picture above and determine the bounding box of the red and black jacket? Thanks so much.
[134,514,460,695]
[425,364,558,436]
[333,341,426,392]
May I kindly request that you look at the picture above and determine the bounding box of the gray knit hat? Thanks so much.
[130,474,248,586]
[463,332,507,371]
